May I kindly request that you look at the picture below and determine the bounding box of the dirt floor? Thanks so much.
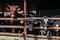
[0,36,57,40]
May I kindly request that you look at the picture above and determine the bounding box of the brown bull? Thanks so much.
[6,5,19,33]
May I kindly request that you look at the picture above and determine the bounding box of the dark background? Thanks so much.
[0,0,60,17]
[27,0,60,17]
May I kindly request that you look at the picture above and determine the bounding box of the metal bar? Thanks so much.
[33,27,60,30]
[24,0,27,40]
[0,18,25,20]
[0,25,24,28]
[32,17,60,20]
[27,34,60,39]
[0,33,60,39]
[0,32,24,37]
[0,17,60,20]
[0,32,60,39]
[0,25,60,30]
